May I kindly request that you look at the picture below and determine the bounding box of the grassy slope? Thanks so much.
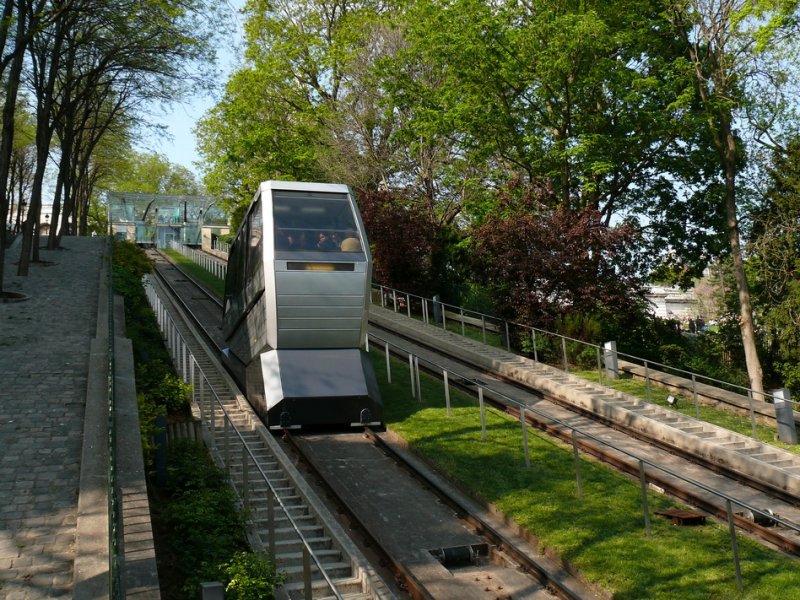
[370,351,800,599]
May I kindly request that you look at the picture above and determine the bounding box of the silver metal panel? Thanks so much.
[278,330,362,348]
[261,349,369,404]
[278,306,364,318]
[276,295,364,307]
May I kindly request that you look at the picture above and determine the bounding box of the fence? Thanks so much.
[364,328,800,593]
[144,278,345,599]
[167,240,228,281]
[371,284,798,442]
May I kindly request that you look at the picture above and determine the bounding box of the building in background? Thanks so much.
[106,192,229,248]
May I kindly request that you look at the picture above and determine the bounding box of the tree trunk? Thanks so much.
[721,118,764,398]
[0,2,27,292]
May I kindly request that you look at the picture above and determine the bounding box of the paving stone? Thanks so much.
[0,237,103,600]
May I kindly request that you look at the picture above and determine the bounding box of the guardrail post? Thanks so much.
[199,375,206,423]
[746,389,757,439]
[303,546,313,599]
[460,308,465,336]
[422,298,429,324]
[481,316,487,344]
[572,431,583,498]
[223,417,230,473]
[596,347,603,384]
[268,492,276,558]
[478,388,487,441]
[532,329,538,362]
[443,370,451,417]
[408,354,416,399]
[190,358,196,403]
[365,333,369,353]
[385,342,392,383]
[415,356,422,402]
[407,293,411,318]
[726,499,743,592]
[520,408,530,468]
[561,337,568,372]
[692,374,700,419]
[392,289,398,312]
[505,322,511,352]
[638,461,652,537]
[380,286,386,308]
[241,446,250,512]
[644,361,652,402]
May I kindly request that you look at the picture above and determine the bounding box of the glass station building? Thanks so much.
[106,192,229,248]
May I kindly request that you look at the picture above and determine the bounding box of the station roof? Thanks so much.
[106,192,228,226]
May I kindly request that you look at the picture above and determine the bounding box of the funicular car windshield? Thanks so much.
[273,190,363,253]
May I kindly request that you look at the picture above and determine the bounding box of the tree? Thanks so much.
[665,0,800,398]
[381,0,701,222]
[748,138,800,392]
[356,188,439,295]
[471,179,649,332]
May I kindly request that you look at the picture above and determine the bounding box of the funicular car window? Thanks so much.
[273,191,362,252]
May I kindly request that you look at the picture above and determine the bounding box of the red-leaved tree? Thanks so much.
[356,189,439,295]
[472,183,648,334]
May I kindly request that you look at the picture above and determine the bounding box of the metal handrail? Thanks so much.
[144,278,344,599]
[107,238,123,598]
[370,283,796,411]
[365,328,799,590]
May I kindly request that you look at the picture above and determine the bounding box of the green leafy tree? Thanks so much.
[665,0,800,398]
[749,138,800,392]
[109,150,202,195]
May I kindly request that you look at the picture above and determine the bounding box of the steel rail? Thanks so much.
[365,326,800,555]
[147,265,347,600]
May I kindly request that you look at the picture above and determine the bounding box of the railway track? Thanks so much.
[147,250,597,599]
[367,309,800,557]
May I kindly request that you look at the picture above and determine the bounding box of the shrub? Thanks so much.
[222,551,286,600]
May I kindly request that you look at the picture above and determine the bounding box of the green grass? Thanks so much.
[572,370,798,455]
[162,248,225,298]
[369,350,800,599]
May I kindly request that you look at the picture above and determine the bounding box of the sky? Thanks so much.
[137,1,246,182]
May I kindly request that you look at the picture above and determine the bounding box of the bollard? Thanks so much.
[603,341,618,380]
[773,389,798,444]
[200,582,225,600]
